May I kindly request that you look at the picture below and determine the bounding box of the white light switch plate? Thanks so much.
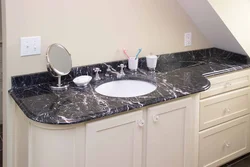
[20,36,41,56]
[184,32,192,47]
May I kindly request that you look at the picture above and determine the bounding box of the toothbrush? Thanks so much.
[135,48,142,60]
[123,48,130,59]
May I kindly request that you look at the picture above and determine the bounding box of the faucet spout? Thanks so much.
[110,71,122,79]
[105,64,123,79]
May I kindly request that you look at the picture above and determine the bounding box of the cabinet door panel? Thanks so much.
[86,111,143,167]
[199,115,250,167]
[200,88,250,130]
[201,69,250,99]
[146,97,195,167]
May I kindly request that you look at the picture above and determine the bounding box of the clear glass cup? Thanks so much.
[128,57,139,71]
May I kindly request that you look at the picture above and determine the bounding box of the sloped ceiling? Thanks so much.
[208,0,250,56]
[177,0,247,55]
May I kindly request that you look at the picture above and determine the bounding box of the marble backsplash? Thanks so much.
[12,47,247,88]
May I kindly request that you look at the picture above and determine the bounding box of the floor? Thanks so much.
[222,153,250,167]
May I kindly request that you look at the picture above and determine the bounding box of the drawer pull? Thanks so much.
[224,82,232,88]
[137,119,145,127]
[153,115,160,122]
[224,141,231,148]
[224,108,231,115]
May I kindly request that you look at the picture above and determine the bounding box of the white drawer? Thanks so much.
[201,69,250,99]
[200,87,250,130]
[199,115,250,167]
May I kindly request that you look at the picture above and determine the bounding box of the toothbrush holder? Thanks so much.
[128,57,139,71]
[146,55,157,71]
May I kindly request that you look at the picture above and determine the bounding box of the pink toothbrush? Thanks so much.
[123,48,130,59]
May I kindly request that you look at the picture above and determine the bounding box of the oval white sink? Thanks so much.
[95,80,157,98]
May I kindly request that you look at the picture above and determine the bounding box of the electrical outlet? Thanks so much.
[184,32,192,47]
[21,36,41,56]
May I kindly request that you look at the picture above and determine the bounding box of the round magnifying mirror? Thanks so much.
[46,43,72,90]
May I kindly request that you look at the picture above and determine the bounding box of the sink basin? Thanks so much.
[95,80,157,98]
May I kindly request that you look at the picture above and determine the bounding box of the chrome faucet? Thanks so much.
[118,64,126,77]
[93,68,101,81]
[105,64,126,79]
[105,65,112,77]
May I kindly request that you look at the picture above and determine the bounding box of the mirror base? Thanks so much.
[50,84,69,91]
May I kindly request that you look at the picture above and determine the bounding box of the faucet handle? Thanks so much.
[118,64,126,68]
[105,65,112,77]
[93,67,101,73]
[93,68,101,80]
[106,65,112,72]
[118,64,126,76]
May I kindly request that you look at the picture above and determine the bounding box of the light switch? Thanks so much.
[20,36,41,56]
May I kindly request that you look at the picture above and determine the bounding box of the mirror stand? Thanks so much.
[46,43,72,91]
[50,76,69,91]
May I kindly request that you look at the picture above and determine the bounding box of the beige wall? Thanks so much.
[6,0,211,76]
[208,0,250,56]
[2,0,211,166]
[177,0,246,55]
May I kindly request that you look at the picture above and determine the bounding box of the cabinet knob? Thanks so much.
[224,82,232,88]
[137,119,145,127]
[224,141,231,148]
[224,108,231,115]
[153,115,160,122]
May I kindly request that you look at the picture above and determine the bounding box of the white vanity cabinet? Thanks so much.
[84,97,197,167]
[85,111,144,167]
[14,95,199,167]
[146,97,197,167]
[12,69,250,167]
[199,69,250,167]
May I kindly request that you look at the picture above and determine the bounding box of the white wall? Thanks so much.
[208,0,250,56]
[177,0,246,55]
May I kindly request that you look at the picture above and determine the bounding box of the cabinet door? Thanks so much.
[201,69,250,99]
[86,111,144,167]
[200,87,250,130]
[146,97,196,167]
[199,115,250,167]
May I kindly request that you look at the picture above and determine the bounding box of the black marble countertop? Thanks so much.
[9,48,250,125]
